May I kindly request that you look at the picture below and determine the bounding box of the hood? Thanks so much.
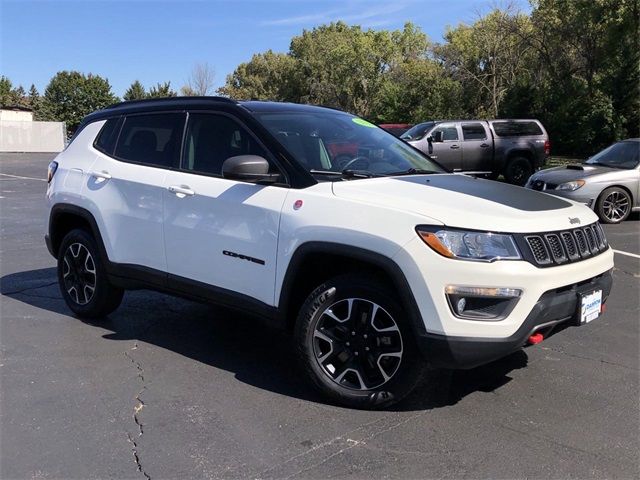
[332,174,598,233]
[530,164,615,183]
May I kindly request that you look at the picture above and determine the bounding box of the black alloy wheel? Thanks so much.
[57,229,124,318]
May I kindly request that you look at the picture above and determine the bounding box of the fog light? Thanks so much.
[456,297,467,314]
[445,285,521,321]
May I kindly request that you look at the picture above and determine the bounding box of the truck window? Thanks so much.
[492,121,543,137]
[461,123,486,140]
[432,124,458,141]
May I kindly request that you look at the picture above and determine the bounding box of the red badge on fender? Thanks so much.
[293,200,303,210]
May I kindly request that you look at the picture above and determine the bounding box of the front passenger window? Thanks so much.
[183,113,270,176]
[432,125,458,141]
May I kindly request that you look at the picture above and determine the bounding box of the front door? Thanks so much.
[425,123,462,170]
[162,112,288,305]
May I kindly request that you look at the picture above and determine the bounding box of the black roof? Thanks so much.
[84,96,349,124]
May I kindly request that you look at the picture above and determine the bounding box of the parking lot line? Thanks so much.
[0,173,47,182]
[613,249,640,260]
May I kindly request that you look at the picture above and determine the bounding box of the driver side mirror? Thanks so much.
[429,131,443,143]
[222,155,281,184]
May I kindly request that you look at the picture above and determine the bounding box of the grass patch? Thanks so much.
[546,156,584,167]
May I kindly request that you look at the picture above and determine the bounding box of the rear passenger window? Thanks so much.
[114,113,185,167]
[183,113,270,176]
[462,123,486,140]
[493,121,543,137]
[94,118,121,155]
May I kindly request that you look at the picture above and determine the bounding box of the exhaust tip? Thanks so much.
[528,332,544,345]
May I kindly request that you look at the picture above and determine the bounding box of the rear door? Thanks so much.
[427,123,462,170]
[162,111,289,305]
[86,112,185,272]
[461,122,492,171]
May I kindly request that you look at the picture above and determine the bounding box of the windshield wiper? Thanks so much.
[310,169,381,179]
[386,168,442,176]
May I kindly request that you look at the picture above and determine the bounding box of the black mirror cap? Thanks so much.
[222,155,281,183]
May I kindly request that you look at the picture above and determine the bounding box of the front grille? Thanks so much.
[519,222,608,267]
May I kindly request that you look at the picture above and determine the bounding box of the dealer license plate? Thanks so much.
[579,290,602,324]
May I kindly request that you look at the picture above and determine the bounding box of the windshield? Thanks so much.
[256,112,444,178]
[585,141,640,169]
[400,122,435,141]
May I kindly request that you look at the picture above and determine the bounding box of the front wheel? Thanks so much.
[295,275,425,409]
[596,187,632,224]
[57,229,124,319]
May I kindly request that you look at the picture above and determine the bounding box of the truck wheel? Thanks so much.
[295,274,425,409]
[596,187,632,224]
[57,229,124,319]
[504,157,533,186]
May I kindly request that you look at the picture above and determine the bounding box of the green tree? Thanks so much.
[40,71,118,132]
[147,81,177,98]
[218,50,301,101]
[123,80,147,100]
[436,8,534,118]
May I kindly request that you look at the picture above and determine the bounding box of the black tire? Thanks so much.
[57,228,124,319]
[596,187,632,224]
[294,274,426,409]
[504,156,533,186]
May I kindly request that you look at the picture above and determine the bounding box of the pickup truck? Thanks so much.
[401,120,550,185]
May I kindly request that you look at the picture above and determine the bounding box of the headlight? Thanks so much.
[556,180,585,191]
[416,227,521,262]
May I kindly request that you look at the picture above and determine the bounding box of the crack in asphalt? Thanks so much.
[612,267,640,279]
[542,345,638,371]
[124,341,150,479]
[281,410,431,479]
[1,281,58,296]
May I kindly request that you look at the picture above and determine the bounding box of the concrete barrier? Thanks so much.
[0,121,66,153]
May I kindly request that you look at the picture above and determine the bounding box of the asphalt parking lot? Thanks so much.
[1,153,638,479]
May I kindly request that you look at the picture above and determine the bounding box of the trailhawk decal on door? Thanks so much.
[222,250,266,266]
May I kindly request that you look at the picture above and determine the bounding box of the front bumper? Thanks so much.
[417,270,613,369]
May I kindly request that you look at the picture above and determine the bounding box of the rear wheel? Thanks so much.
[596,187,632,224]
[504,156,533,186]
[57,229,124,318]
[295,274,425,409]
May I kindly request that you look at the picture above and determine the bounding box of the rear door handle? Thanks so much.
[90,170,112,180]
[168,185,195,197]
[480,143,490,148]
[450,144,460,150]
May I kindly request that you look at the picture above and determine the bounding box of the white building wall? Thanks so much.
[0,120,66,152]
[0,110,34,122]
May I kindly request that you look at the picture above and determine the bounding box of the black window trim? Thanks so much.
[178,109,290,186]
[109,110,188,170]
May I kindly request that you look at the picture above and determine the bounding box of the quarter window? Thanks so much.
[94,117,121,155]
[183,113,270,176]
[462,123,487,140]
[114,113,185,167]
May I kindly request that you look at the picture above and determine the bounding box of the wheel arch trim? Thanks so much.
[278,241,427,335]
[48,203,110,263]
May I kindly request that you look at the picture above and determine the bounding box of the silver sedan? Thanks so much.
[525,139,640,223]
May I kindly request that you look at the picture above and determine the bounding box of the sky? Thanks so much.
[1,0,531,98]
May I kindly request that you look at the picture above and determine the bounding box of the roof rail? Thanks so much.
[105,96,237,109]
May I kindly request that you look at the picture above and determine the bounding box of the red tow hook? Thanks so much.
[527,332,544,345]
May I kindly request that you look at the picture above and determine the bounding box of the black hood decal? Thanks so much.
[393,175,572,211]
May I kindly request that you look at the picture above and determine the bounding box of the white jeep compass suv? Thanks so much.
[45,97,614,408]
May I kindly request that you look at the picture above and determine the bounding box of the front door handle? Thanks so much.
[480,143,490,148]
[450,144,460,150]
[90,170,112,181]
[168,185,195,197]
